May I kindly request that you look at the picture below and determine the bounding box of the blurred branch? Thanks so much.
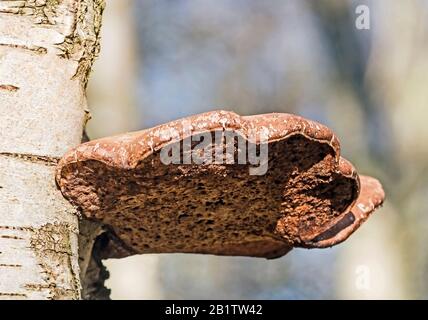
[308,0,396,173]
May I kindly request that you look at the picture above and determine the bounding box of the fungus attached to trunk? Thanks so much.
[56,111,384,260]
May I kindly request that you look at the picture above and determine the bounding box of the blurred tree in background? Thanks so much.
[87,0,428,299]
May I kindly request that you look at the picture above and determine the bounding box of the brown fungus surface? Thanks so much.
[56,111,385,259]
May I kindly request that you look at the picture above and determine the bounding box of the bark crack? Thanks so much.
[0,153,60,166]
[0,85,20,92]
[0,0,64,25]
[56,0,105,86]
[0,40,47,54]
[0,264,22,268]
[0,235,24,240]
[30,223,80,300]
[0,292,27,298]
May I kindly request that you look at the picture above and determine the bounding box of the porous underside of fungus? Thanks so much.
[56,111,385,259]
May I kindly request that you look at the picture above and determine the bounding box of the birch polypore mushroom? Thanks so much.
[56,111,385,260]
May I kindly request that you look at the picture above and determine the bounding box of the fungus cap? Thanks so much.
[56,111,385,259]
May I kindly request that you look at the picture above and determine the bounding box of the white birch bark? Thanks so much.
[0,0,104,299]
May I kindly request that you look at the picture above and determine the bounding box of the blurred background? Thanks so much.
[86,0,428,299]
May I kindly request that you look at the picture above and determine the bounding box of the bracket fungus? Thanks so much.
[56,111,384,260]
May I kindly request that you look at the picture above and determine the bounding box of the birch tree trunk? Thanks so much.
[0,0,104,299]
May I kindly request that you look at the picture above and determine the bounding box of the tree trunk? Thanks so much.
[0,0,104,299]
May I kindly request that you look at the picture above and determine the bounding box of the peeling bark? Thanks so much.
[0,0,105,299]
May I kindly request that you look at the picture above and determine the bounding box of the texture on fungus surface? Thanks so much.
[56,111,384,259]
